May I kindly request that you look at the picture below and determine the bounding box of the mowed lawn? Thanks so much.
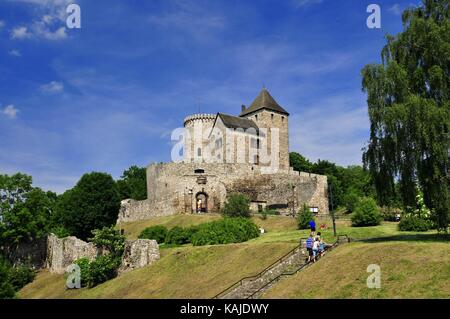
[20,214,450,299]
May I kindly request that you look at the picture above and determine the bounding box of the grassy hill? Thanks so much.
[19,214,450,299]
[262,241,450,299]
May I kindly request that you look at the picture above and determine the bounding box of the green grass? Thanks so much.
[19,214,450,299]
[262,241,450,299]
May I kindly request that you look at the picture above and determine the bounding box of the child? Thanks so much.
[312,238,320,262]
[305,234,314,262]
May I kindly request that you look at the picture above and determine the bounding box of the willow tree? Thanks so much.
[361,0,449,231]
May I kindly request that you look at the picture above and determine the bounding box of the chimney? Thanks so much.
[241,105,246,112]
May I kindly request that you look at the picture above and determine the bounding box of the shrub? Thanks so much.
[90,227,125,256]
[74,257,91,288]
[221,193,251,218]
[75,255,121,288]
[351,197,382,227]
[399,216,433,231]
[0,257,15,299]
[165,226,191,245]
[138,225,168,243]
[51,225,71,238]
[342,191,361,213]
[9,265,36,291]
[191,217,259,246]
[88,255,121,288]
[380,206,402,221]
[297,204,314,230]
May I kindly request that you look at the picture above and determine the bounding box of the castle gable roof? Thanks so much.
[217,113,259,131]
[240,88,289,117]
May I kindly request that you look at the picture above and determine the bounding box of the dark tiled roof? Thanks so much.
[218,113,259,131]
[240,88,289,116]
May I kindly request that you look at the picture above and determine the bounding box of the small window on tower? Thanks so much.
[255,115,258,121]
[271,114,274,120]
[282,116,284,122]
[197,148,202,157]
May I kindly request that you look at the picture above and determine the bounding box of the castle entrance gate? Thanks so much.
[196,192,208,213]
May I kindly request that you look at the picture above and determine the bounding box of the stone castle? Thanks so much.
[118,88,329,223]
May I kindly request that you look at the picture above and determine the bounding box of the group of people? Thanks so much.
[304,220,332,263]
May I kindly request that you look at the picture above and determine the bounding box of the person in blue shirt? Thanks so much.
[305,234,314,262]
[309,219,316,235]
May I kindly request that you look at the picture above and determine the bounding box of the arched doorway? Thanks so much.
[196,192,208,213]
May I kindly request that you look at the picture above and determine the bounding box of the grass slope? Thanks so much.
[19,214,450,299]
[19,242,296,299]
[262,241,450,299]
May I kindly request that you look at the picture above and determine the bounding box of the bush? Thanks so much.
[221,193,251,218]
[90,227,125,256]
[74,257,91,288]
[351,197,382,227]
[398,216,433,231]
[75,255,121,288]
[191,218,259,246]
[380,206,402,221]
[165,226,191,245]
[9,266,36,291]
[297,204,314,230]
[0,257,15,299]
[342,191,361,213]
[138,225,168,243]
[88,255,121,288]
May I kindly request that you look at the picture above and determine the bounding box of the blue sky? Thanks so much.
[0,0,419,193]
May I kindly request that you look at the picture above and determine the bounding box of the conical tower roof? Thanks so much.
[240,88,289,117]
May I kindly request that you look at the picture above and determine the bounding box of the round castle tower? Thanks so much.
[183,113,216,162]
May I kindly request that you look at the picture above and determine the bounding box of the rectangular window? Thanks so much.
[309,207,319,214]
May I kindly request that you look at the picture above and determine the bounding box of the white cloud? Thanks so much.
[2,105,20,119]
[9,49,22,56]
[388,4,403,15]
[289,94,369,166]
[0,20,5,29]
[8,0,72,41]
[41,81,64,93]
[10,26,31,39]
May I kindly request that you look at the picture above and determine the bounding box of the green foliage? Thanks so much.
[379,206,402,221]
[138,225,168,243]
[351,198,382,227]
[74,258,91,288]
[0,257,15,299]
[74,255,121,288]
[90,227,125,257]
[116,166,147,201]
[297,204,314,230]
[399,216,433,232]
[165,226,191,245]
[342,190,361,213]
[289,152,313,173]
[9,265,36,291]
[399,191,433,231]
[191,217,259,246]
[88,255,121,288]
[221,193,251,218]
[361,0,450,231]
[54,172,121,240]
[50,225,71,238]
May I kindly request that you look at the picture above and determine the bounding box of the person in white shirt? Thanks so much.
[312,238,320,262]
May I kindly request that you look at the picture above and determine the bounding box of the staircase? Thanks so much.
[214,235,349,299]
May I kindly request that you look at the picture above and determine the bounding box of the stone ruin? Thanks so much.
[118,239,160,274]
[46,233,160,275]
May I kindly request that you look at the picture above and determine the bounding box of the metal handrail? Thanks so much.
[246,234,349,299]
[212,238,308,299]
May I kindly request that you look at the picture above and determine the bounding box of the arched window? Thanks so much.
[271,114,274,120]
[255,115,258,121]
[197,148,202,157]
